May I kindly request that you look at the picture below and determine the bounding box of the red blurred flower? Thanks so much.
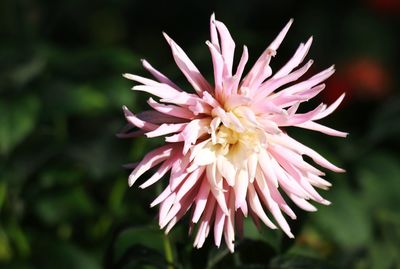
[324,58,391,105]
[368,0,400,14]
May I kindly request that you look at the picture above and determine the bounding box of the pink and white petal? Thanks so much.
[139,155,177,189]
[296,121,348,138]
[230,45,249,94]
[313,93,346,120]
[175,166,206,203]
[214,205,226,247]
[288,194,317,212]
[151,186,173,208]
[248,183,277,229]
[159,193,177,226]
[141,59,182,90]
[210,13,220,51]
[194,195,216,248]
[123,106,158,131]
[207,163,229,215]
[277,65,335,97]
[268,19,294,51]
[273,36,313,79]
[132,84,181,100]
[224,191,236,253]
[277,133,346,172]
[145,123,187,138]
[192,176,211,223]
[128,145,174,186]
[163,32,212,95]
[147,98,195,119]
[234,168,249,211]
[258,59,314,98]
[254,178,294,238]
[181,118,212,154]
[215,20,236,75]
[206,40,224,98]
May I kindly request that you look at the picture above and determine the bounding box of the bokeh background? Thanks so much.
[1,0,400,268]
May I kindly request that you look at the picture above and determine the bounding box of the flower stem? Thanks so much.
[163,234,174,269]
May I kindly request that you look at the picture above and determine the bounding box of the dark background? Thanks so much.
[1,0,399,268]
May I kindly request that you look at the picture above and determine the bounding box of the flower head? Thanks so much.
[120,14,347,252]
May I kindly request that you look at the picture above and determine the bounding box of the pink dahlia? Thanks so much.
[120,14,347,252]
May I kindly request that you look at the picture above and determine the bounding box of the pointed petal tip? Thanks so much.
[128,177,135,187]
[162,31,171,41]
[321,199,331,205]
[138,183,147,189]
[123,73,137,80]
[284,18,294,29]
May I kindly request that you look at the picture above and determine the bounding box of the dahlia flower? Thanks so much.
[120,14,346,252]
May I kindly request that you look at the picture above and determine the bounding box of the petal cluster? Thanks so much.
[120,14,347,252]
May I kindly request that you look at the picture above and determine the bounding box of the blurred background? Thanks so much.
[0,0,399,268]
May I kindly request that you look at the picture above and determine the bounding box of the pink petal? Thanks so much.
[248,183,277,229]
[128,145,174,186]
[192,176,211,223]
[123,106,158,131]
[296,121,348,137]
[215,20,236,75]
[273,36,313,79]
[163,32,212,95]
[146,123,187,138]
[141,59,182,90]
[147,98,195,119]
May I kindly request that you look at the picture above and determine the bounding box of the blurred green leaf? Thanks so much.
[36,241,101,269]
[0,227,13,262]
[108,178,127,213]
[367,96,400,144]
[268,255,335,269]
[113,225,165,261]
[369,242,398,269]
[7,223,30,258]
[39,168,84,188]
[33,188,95,225]
[0,181,6,211]
[310,183,371,248]
[0,95,40,155]
[357,152,400,210]
[243,218,281,253]
[69,85,108,114]
[113,244,166,269]
[9,57,46,87]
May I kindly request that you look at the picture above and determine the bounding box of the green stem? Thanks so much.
[163,234,174,269]
[206,248,230,269]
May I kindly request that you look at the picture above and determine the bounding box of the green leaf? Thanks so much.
[0,181,6,211]
[113,225,165,261]
[35,241,101,269]
[7,223,30,258]
[269,255,335,269]
[310,183,371,248]
[357,152,400,210]
[33,188,95,225]
[367,96,400,144]
[0,95,40,155]
[243,218,281,253]
[0,227,13,262]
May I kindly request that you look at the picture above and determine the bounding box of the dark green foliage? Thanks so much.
[0,0,399,268]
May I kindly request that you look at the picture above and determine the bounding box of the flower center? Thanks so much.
[211,122,265,158]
